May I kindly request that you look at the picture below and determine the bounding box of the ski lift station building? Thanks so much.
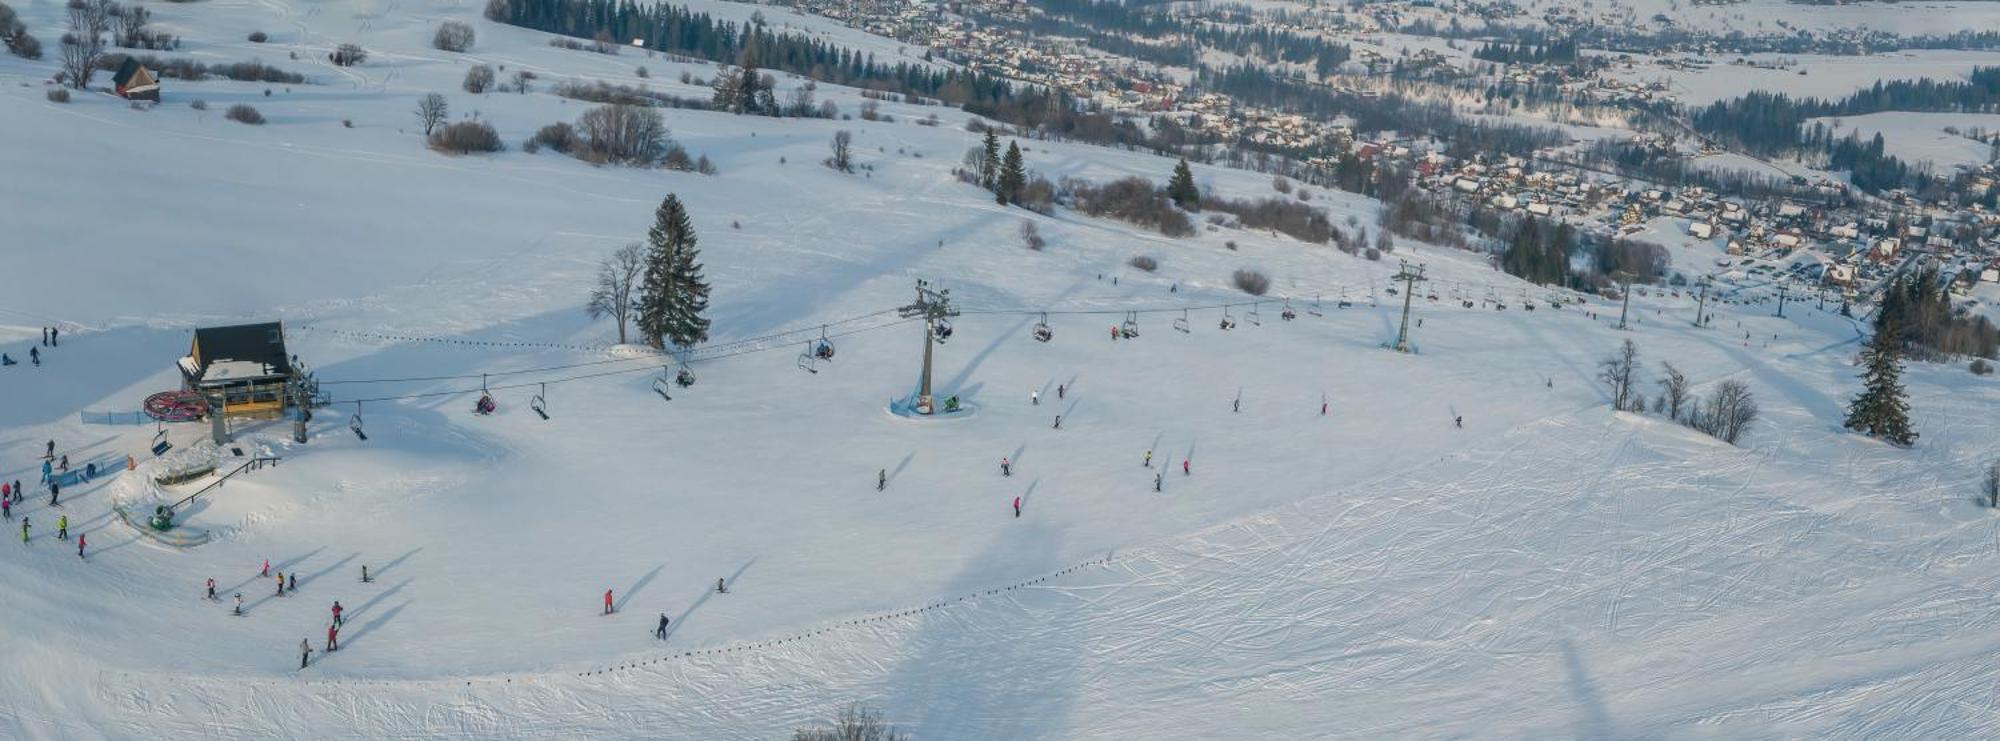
[178,322,295,420]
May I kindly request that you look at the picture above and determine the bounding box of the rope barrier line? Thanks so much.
[575,555,1118,678]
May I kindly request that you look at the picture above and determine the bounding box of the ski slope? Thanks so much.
[3,1,2000,738]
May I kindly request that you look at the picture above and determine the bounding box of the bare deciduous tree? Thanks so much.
[1656,362,1690,420]
[1689,379,1758,445]
[792,703,908,741]
[1019,219,1045,250]
[826,129,853,172]
[1598,339,1641,412]
[432,21,474,52]
[587,243,645,344]
[576,103,668,166]
[414,92,448,135]
[462,64,494,94]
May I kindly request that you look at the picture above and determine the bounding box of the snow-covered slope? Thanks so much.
[2,1,1999,738]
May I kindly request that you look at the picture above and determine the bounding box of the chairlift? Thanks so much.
[814,325,836,361]
[1386,286,1399,296]
[675,362,696,388]
[349,402,368,441]
[531,383,549,420]
[1247,302,1262,326]
[1119,311,1139,339]
[1307,293,1323,317]
[1173,308,1191,333]
[1219,306,1236,330]
[797,342,819,374]
[150,422,173,456]
[473,374,496,415]
[933,319,954,344]
[1427,292,1439,302]
[652,368,674,401]
[1281,299,1296,321]
[1032,312,1053,343]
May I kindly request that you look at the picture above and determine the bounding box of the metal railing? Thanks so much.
[170,456,282,512]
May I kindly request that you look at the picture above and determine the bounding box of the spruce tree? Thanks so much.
[636,194,710,350]
[1167,158,1200,210]
[979,130,1000,190]
[1844,318,1918,446]
[996,141,1026,206]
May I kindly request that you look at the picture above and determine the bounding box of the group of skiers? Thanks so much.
[15,439,89,556]
[253,560,378,669]
[1,327,60,368]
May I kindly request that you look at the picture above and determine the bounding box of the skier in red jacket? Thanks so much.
[604,589,614,615]
[1013,496,1022,518]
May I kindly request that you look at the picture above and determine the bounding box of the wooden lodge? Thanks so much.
[179,322,295,420]
[112,57,160,102]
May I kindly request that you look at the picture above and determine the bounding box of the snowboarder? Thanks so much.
[361,565,371,583]
[1031,390,1039,406]
[1144,450,1152,468]
[1182,459,1190,476]
[234,594,243,616]
[655,614,670,639]
[1000,458,1012,477]
[716,578,727,594]
[56,515,67,541]
[262,559,271,577]
[301,639,312,669]
[877,469,886,491]
[1052,415,1062,429]
[288,573,297,593]
[604,589,615,615]
[1154,473,1163,492]
[1013,496,1022,518]
[326,623,338,652]
[332,601,344,627]
[207,578,217,600]
[76,533,84,558]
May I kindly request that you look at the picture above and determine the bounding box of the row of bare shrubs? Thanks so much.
[1064,177,1194,238]
[95,52,304,83]
[526,104,714,173]
[551,79,710,110]
[1204,194,1336,245]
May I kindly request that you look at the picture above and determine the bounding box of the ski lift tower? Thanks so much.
[1390,260,1427,353]
[1612,270,1637,330]
[897,279,959,415]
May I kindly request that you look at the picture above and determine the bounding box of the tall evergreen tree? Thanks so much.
[636,194,712,350]
[979,129,1000,189]
[1167,158,1200,210]
[1844,318,1918,446]
[996,141,1026,206]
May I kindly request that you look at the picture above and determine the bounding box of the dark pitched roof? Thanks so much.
[113,57,145,88]
[187,322,292,382]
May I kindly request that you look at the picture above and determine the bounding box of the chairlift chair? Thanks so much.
[652,369,674,401]
[1281,299,1296,321]
[797,342,819,374]
[531,383,549,420]
[349,402,368,441]
[1219,306,1235,330]
[1119,311,1139,339]
[1032,312,1053,343]
[1307,293,1323,317]
[1173,308,1191,333]
[675,363,696,388]
[1247,302,1262,326]
[150,423,173,456]
[933,319,954,344]
[814,326,836,361]
[473,374,496,415]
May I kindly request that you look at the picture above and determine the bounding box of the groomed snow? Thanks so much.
[2,1,1998,738]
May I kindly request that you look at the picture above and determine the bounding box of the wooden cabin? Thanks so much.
[112,57,160,102]
[179,322,294,420]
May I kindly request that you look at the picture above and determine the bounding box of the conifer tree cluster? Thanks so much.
[1845,319,1918,447]
[1166,158,1200,210]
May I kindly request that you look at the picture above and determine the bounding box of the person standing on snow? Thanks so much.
[56,515,67,541]
[655,614,669,639]
[19,517,28,543]
[2,497,10,522]
[1013,496,1022,518]
[1154,473,1163,492]
[48,481,59,506]
[288,573,297,593]
[301,639,313,669]
[332,601,344,627]
[1058,384,1065,400]
[604,589,615,615]
[2,481,10,501]
[29,347,38,366]
[326,623,338,652]
[12,480,21,504]
[234,594,244,616]
[1031,390,1039,406]
[275,572,285,597]
[1182,459,1190,476]
[716,578,727,594]
[877,469,886,491]
[207,578,217,600]
[1144,450,1152,468]
[1000,458,1011,477]
[76,533,85,559]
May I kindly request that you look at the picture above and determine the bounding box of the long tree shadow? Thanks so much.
[339,600,412,652]
[1559,638,1613,738]
[372,547,423,581]
[224,546,326,596]
[297,553,358,592]
[665,557,759,641]
[345,578,413,622]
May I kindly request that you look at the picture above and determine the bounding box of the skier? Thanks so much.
[1013,496,1022,518]
[301,639,312,669]
[40,459,50,484]
[288,572,297,593]
[207,578,217,600]
[56,515,67,541]
[1058,384,1065,399]
[11,480,19,504]
[1232,398,1240,413]
[716,578,727,594]
[2,497,9,521]
[655,614,670,639]
[877,469,886,491]
[276,572,285,597]
[49,327,57,346]
[332,601,344,627]
[19,517,27,543]
[326,623,338,652]
[58,455,67,472]
[1154,473,1162,492]
[41,327,47,346]
[2,481,9,501]
[1000,457,1011,477]
[28,347,38,366]
[361,565,371,583]
[76,533,84,559]
[1110,325,1118,341]
[1455,415,1463,429]
[1182,459,1190,476]
[262,559,270,577]
[48,481,58,506]
[1031,390,1039,406]
[1321,401,1328,416]
[1144,450,1152,468]
[604,589,615,615]
[234,594,244,616]
[1,353,12,366]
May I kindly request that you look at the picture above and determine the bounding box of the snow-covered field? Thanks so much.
[1808,111,2000,171]
[2,1,1999,738]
